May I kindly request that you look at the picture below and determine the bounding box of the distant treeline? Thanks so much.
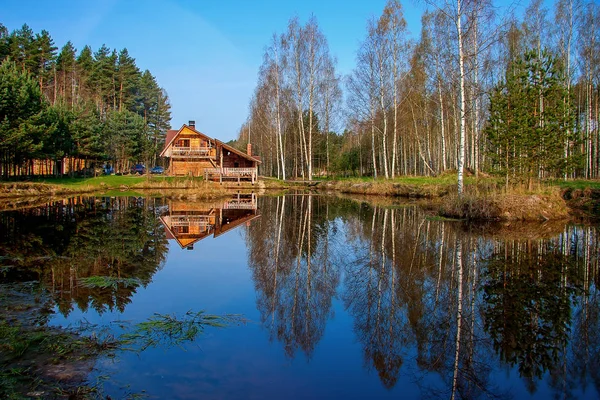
[0,23,171,178]
[237,0,599,186]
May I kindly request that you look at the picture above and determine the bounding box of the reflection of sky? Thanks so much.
[50,223,417,399]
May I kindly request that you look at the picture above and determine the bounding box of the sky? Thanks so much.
[3,0,529,142]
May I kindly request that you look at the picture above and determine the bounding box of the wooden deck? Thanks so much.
[204,167,257,184]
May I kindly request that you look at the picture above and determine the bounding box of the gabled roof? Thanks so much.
[159,124,261,163]
[164,130,178,150]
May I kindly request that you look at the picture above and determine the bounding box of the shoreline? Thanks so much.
[1,178,599,221]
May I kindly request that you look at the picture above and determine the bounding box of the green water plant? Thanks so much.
[78,276,142,290]
[119,310,245,352]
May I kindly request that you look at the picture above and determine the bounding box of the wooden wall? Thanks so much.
[171,160,213,176]
[221,152,255,168]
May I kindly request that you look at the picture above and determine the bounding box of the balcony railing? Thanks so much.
[170,215,213,227]
[171,147,215,158]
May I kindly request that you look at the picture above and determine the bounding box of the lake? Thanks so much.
[0,194,599,399]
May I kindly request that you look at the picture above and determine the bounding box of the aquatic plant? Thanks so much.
[120,311,245,352]
[78,276,142,290]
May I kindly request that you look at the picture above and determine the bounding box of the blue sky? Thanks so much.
[3,0,527,142]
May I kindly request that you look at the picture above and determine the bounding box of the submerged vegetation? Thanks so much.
[0,282,240,398]
[120,311,245,352]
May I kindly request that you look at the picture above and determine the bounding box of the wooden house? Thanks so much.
[160,194,260,249]
[160,121,260,183]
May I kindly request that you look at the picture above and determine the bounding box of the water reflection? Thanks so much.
[247,196,600,398]
[159,193,259,249]
[0,196,168,316]
[0,194,599,398]
[246,195,342,359]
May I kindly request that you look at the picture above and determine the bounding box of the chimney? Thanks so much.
[247,143,252,157]
[189,120,195,129]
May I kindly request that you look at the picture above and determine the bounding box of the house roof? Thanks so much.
[160,124,261,163]
[214,138,262,164]
[164,130,178,151]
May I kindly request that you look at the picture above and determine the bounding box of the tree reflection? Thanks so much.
[0,197,168,316]
[244,196,600,397]
[246,195,347,359]
[482,245,582,383]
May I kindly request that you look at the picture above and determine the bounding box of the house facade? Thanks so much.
[160,121,260,183]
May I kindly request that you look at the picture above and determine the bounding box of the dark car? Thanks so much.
[130,164,146,174]
[150,166,165,174]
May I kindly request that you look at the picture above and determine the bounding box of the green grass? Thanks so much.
[548,179,600,190]
[32,174,191,188]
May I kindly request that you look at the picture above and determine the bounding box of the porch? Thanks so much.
[204,167,258,184]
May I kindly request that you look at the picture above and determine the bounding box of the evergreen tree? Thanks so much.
[485,49,578,186]
[116,48,139,112]
[55,41,77,106]
[0,23,9,60]
[0,59,46,176]
[71,101,102,160]
[92,44,117,112]
[76,45,94,102]
[32,30,57,95]
[9,24,36,72]
[41,104,74,175]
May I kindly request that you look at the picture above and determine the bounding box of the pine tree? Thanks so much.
[485,49,578,186]
[33,30,57,97]
[116,48,139,112]
[0,59,46,176]
[56,41,77,106]
[76,45,94,103]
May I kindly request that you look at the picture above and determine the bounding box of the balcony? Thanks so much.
[171,147,216,159]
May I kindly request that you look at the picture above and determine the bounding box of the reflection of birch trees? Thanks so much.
[340,203,599,398]
[244,196,600,397]
[246,195,344,359]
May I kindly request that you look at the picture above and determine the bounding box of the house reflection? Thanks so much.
[160,193,260,249]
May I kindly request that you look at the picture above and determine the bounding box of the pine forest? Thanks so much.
[0,23,171,177]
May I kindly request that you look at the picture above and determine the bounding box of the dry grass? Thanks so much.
[321,179,450,198]
[439,188,570,221]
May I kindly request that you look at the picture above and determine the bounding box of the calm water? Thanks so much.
[1,195,599,399]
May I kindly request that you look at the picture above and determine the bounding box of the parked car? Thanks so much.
[150,166,165,174]
[130,164,146,174]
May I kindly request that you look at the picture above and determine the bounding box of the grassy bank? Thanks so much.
[438,189,571,221]
[0,175,236,200]
[2,174,600,220]
[271,175,600,220]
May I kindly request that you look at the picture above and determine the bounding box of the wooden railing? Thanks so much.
[204,167,256,176]
[223,199,257,210]
[204,167,258,184]
[170,215,212,227]
[171,147,215,158]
